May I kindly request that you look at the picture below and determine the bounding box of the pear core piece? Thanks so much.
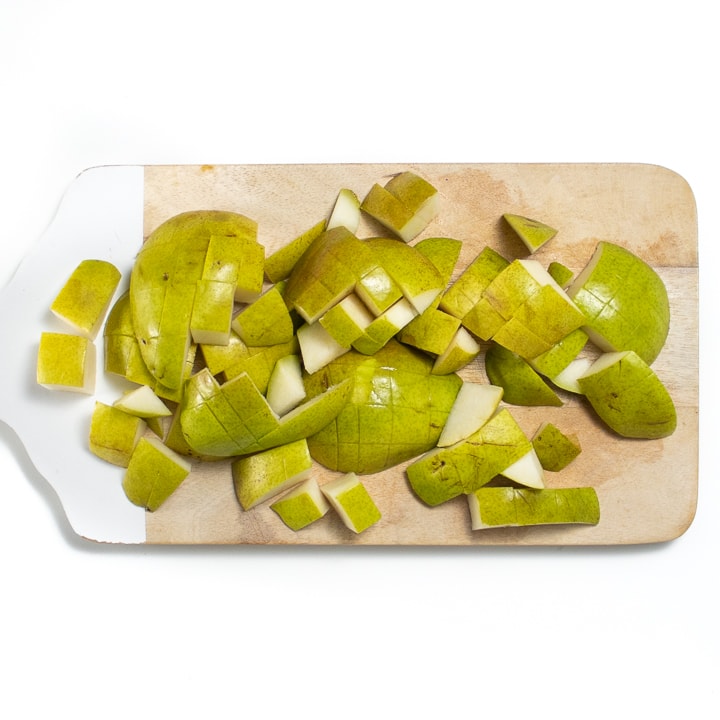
[270,477,330,530]
[89,402,147,467]
[232,439,313,511]
[468,487,600,530]
[37,331,96,394]
[50,259,121,339]
[567,241,670,365]
[122,436,192,511]
[503,213,558,253]
[577,350,677,439]
[437,382,504,447]
[532,422,582,472]
[321,473,382,533]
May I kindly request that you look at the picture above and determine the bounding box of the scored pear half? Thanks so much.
[577,350,677,439]
[37,331,96,394]
[360,171,439,242]
[436,382,504,447]
[232,438,313,511]
[321,473,382,534]
[503,213,558,253]
[50,259,122,339]
[567,241,670,365]
[270,477,330,531]
[468,487,600,530]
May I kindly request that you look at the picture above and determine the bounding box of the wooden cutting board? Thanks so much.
[0,163,698,545]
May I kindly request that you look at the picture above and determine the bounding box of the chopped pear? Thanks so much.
[89,402,147,467]
[270,477,330,530]
[327,188,361,233]
[431,327,481,375]
[484,343,563,407]
[232,286,295,347]
[482,259,545,320]
[532,422,582,472]
[406,408,532,507]
[577,350,677,438]
[468,487,600,530]
[297,322,349,374]
[50,259,121,339]
[567,241,670,365]
[113,385,172,418]
[190,279,235,345]
[398,306,462,356]
[550,356,594,394]
[360,171,439,242]
[413,236,463,286]
[232,439,313,511]
[499,448,545,489]
[122,436,192,511]
[264,219,326,284]
[37,331,96,394]
[203,233,265,302]
[437,382,504,447]
[321,473,382,533]
[352,298,418,355]
[266,355,306,416]
[319,294,375,348]
[547,261,574,288]
[503,213,558,253]
[529,328,589,379]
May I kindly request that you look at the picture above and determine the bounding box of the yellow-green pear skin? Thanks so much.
[321,473,382,533]
[532,422,582,472]
[485,343,563,407]
[50,259,122,339]
[503,213,558,253]
[398,307,462,356]
[203,233,265,302]
[130,210,257,390]
[468,487,600,530]
[37,331,96,393]
[88,402,147,467]
[547,261,574,288]
[264,219,326,284]
[190,279,235,346]
[232,439,313,511]
[529,328,589,379]
[567,241,670,365]
[305,340,462,474]
[319,295,374,348]
[232,286,295,347]
[577,351,677,439]
[270,477,330,530]
[406,409,532,507]
[122,436,192,512]
[413,236,463,286]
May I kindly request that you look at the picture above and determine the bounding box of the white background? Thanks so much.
[1,1,717,718]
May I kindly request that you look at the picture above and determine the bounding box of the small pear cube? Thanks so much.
[577,350,677,439]
[413,236,463,286]
[266,355,306,416]
[351,298,418,355]
[398,306,462,356]
[297,322,349,374]
[232,286,295,347]
[37,331,96,394]
[499,448,545,489]
[321,473,381,534]
[468,487,600,530]
[50,259,121,339]
[270,477,330,531]
[122,436,192,511]
[532,422,582,472]
[89,402,147,467]
[232,439,313,511]
[503,213,558,253]
[327,188,361,233]
[190,280,235,345]
[431,327,481,375]
[437,382,503,447]
[319,294,374,348]
[264,220,326,284]
[113,385,172,418]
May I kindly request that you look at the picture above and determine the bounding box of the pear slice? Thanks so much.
[499,448,545,489]
[266,355,306,416]
[468,487,600,530]
[113,385,172,418]
[431,326,481,375]
[437,382,504,447]
[122,436,192,511]
[484,342,563,407]
[577,350,677,439]
[270,477,330,531]
[321,473,382,533]
[50,259,121,339]
[550,356,594,394]
[547,261,574,288]
[503,213,558,253]
[190,279,235,346]
[360,171,439,242]
[37,331,96,394]
[89,402,147,467]
[232,285,295,347]
[297,322,349,375]
[327,188,361,233]
[529,328,589,379]
[232,438,313,511]
[406,408,532,507]
[532,422,582,472]
[567,241,670,365]
[264,219,326,284]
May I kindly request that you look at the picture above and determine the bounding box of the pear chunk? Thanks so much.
[89,402,147,467]
[532,422,582,472]
[327,188,361,233]
[50,259,121,339]
[503,213,558,253]
[37,331,96,394]
[321,473,382,534]
[266,355,306,416]
[499,448,545,489]
[264,219,326,284]
[232,286,295,347]
[437,382,504,447]
[270,477,330,530]
[113,385,172,418]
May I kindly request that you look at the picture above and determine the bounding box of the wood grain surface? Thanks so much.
[141,163,698,545]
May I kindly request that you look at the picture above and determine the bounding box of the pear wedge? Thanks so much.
[503,213,558,253]
[437,382,504,447]
[264,219,326,284]
[327,188,361,233]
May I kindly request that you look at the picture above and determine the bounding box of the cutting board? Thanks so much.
[0,163,698,545]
